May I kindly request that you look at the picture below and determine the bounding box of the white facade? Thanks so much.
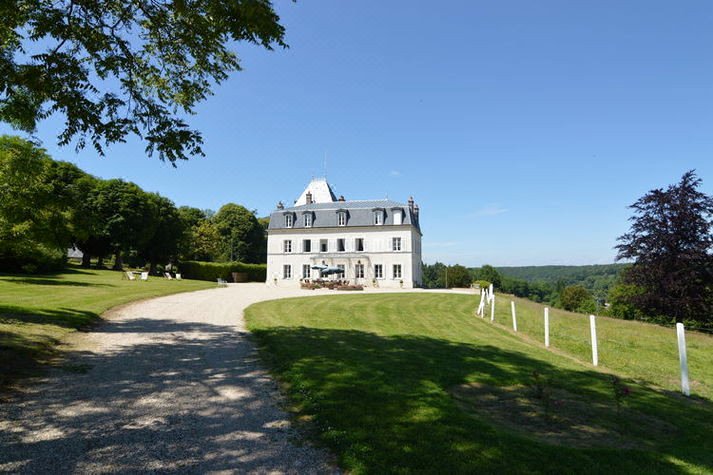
[266,179,422,288]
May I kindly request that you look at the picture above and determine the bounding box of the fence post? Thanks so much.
[589,315,598,366]
[676,322,690,396]
[511,301,517,332]
[544,307,550,348]
[490,294,495,322]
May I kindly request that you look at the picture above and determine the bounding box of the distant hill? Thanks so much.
[494,264,627,285]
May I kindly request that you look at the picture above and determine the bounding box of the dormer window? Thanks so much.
[392,208,403,225]
[373,209,384,225]
[284,214,293,228]
[304,213,312,228]
[337,211,347,227]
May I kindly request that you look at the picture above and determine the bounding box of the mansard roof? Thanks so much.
[268,199,420,231]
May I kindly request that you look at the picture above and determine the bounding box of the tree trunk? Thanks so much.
[149,261,156,275]
[112,250,123,270]
[81,253,91,268]
[96,256,104,269]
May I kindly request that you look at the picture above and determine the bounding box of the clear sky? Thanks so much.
[3,1,712,266]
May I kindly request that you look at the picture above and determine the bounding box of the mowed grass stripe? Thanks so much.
[246,293,713,474]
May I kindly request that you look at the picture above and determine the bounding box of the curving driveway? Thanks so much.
[0,284,348,473]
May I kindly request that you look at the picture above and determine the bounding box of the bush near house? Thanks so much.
[179,260,266,282]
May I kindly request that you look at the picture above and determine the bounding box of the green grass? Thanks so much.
[0,265,213,386]
[491,294,713,400]
[246,293,713,474]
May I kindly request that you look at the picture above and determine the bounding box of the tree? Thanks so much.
[92,179,158,269]
[615,170,713,325]
[1,0,287,164]
[212,203,263,263]
[138,193,184,272]
[422,262,447,288]
[445,264,472,288]
[474,264,502,288]
[559,285,594,312]
[0,136,70,271]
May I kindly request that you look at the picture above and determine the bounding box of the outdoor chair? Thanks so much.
[140,272,149,281]
[217,278,228,287]
[164,272,173,280]
[125,271,136,281]
[175,274,182,280]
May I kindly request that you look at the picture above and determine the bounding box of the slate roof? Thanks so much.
[268,199,421,231]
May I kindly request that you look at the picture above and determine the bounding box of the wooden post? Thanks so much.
[490,294,495,322]
[676,323,690,396]
[544,307,550,348]
[589,315,598,366]
[511,301,517,332]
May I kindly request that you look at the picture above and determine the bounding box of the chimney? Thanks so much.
[414,203,420,221]
[338,195,345,202]
[276,201,284,210]
[306,191,313,204]
[408,196,415,212]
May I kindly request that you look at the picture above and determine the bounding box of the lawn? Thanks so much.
[0,265,213,387]
[490,294,713,400]
[246,293,713,474]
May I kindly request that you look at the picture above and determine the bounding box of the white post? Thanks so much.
[544,307,550,348]
[589,314,598,366]
[476,289,485,316]
[676,322,690,396]
[511,301,517,332]
[488,283,494,303]
[490,294,495,322]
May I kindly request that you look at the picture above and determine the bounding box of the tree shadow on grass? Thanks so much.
[0,318,334,473]
[0,306,99,328]
[1,278,109,287]
[251,326,713,474]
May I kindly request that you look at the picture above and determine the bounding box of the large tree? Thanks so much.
[0,0,287,164]
[615,170,713,324]
[212,203,263,263]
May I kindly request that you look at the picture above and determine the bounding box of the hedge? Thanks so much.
[179,261,267,283]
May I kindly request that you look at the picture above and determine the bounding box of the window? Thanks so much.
[304,213,312,228]
[303,239,311,252]
[393,209,403,225]
[393,264,402,279]
[302,264,311,279]
[355,263,365,279]
[392,237,402,251]
[337,264,345,278]
[373,211,383,225]
[337,238,345,252]
[283,264,292,279]
[320,239,328,252]
[374,264,383,279]
[283,240,292,253]
[355,238,364,252]
[337,212,346,226]
[285,214,293,228]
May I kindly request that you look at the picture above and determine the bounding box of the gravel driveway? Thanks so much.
[0,283,350,474]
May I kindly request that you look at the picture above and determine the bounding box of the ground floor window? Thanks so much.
[355,263,365,279]
[374,264,383,279]
[393,264,402,279]
[302,264,311,279]
[283,264,292,279]
[337,264,345,278]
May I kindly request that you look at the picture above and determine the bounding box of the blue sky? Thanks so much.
[3,1,712,266]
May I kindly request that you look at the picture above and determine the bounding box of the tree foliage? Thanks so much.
[0,0,287,163]
[559,285,594,313]
[0,135,267,273]
[615,170,713,324]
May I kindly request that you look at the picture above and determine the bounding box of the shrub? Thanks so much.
[473,280,491,290]
[179,260,266,282]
